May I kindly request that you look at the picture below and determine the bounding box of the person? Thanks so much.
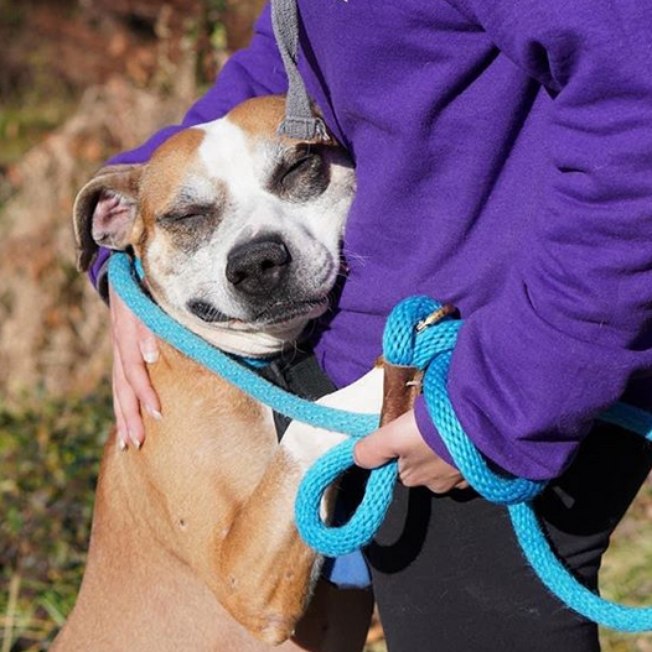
[90,1,652,650]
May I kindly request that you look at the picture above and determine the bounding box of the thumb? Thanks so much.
[354,427,398,470]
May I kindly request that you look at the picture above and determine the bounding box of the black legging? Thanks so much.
[262,352,652,651]
[366,423,652,651]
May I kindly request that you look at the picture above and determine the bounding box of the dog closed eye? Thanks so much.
[154,202,226,254]
[156,204,219,225]
[282,152,321,183]
[268,145,330,202]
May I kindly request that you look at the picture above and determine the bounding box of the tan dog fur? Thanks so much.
[52,344,373,650]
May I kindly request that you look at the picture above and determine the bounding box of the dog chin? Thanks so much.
[194,294,330,333]
[174,299,331,358]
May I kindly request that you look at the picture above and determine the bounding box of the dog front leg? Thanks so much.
[215,367,383,645]
[216,445,319,645]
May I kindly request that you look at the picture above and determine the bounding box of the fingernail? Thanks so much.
[117,430,128,450]
[146,404,162,421]
[141,345,159,364]
[128,431,142,450]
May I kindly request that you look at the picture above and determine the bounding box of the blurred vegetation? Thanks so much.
[0,387,113,650]
[0,0,261,168]
[600,490,652,652]
[0,99,78,169]
[0,0,79,168]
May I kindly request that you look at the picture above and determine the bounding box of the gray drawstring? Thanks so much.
[271,0,330,141]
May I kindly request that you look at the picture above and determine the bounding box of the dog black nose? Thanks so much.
[225,238,291,296]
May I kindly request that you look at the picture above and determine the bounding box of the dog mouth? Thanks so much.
[186,296,329,328]
[252,296,330,327]
[186,299,230,323]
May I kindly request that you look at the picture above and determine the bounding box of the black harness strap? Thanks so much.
[257,351,337,440]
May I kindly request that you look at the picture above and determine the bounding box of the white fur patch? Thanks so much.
[281,367,384,471]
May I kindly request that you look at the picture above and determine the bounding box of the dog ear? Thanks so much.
[73,164,143,271]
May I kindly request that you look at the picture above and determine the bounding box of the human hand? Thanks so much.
[92,190,162,450]
[353,410,468,494]
[108,282,161,450]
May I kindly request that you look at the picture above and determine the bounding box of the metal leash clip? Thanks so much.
[415,303,457,332]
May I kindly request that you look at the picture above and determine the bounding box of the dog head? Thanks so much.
[73,96,355,356]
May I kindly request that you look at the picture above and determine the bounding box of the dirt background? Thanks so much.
[0,0,263,406]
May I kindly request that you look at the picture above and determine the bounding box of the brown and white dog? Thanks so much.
[54,96,389,651]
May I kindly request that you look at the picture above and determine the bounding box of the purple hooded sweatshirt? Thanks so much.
[92,0,652,482]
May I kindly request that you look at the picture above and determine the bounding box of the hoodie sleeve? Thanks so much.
[90,3,286,292]
[416,0,652,480]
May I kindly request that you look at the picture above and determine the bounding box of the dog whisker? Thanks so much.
[340,249,369,266]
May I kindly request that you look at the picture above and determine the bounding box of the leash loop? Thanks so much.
[295,438,398,557]
[380,296,545,504]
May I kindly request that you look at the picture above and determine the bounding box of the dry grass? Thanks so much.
[0,388,113,650]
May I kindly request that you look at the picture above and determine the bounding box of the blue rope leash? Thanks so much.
[109,252,652,632]
[387,296,652,632]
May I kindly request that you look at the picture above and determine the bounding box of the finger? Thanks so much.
[398,455,465,492]
[397,465,441,489]
[137,325,160,366]
[112,372,129,451]
[110,333,129,450]
[113,349,145,449]
[424,469,467,494]
[425,478,460,494]
[121,349,161,421]
[111,297,161,419]
[398,470,420,488]
[353,427,399,470]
